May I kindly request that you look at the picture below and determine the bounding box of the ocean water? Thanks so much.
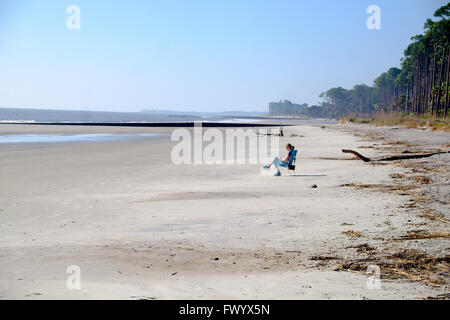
[0,108,262,123]
[0,133,166,144]
[0,107,336,125]
[0,109,336,145]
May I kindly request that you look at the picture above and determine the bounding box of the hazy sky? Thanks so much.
[0,0,447,112]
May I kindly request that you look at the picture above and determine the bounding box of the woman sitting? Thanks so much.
[263,143,295,176]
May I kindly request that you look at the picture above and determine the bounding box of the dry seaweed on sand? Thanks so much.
[423,293,450,300]
[389,173,405,179]
[340,183,418,195]
[382,141,413,147]
[346,243,376,253]
[342,229,365,238]
[418,209,450,224]
[395,232,450,241]
[368,161,389,166]
[336,249,450,286]
[310,256,341,261]
[409,175,433,184]
[397,161,447,173]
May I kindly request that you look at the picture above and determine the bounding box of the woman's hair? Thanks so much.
[286,143,295,150]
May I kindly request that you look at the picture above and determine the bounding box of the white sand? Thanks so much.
[0,124,445,299]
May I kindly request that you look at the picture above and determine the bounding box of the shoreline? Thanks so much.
[0,123,448,299]
[0,122,283,128]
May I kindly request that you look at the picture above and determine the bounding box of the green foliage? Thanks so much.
[434,3,450,19]
[298,2,450,119]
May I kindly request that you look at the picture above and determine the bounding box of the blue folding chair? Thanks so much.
[279,149,298,176]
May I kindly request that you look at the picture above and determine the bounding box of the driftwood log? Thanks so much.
[342,149,449,162]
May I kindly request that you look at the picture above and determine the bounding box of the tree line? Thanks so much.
[295,3,450,119]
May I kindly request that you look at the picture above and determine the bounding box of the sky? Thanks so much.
[0,0,448,112]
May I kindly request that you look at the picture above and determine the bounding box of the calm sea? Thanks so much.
[0,108,335,144]
[0,107,335,125]
[0,108,216,123]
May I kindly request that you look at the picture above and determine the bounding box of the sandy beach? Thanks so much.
[0,123,448,300]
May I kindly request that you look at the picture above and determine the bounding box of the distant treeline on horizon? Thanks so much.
[269,3,450,120]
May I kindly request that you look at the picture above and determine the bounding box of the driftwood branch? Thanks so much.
[342,150,371,162]
[342,149,449,162]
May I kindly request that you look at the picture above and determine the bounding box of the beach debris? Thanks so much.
[346,243,376,254]
[409,176,433,184]
[342,229,364,238]
[424,293,450,300]
[130,296,158,300]
[368,162,389,166]
[25,293,42,297]
[214,257,220,261]
[398,160,446,173]
[340,183,418,195]
[171,272,177,276]
[310,256,340,261]
[342,149,448,162]
[336,249,450,286]
[419,209,449,224]
[396,232,450,241]
[389,173,405,179]
[311,184,318,188]
[256,123,284,137]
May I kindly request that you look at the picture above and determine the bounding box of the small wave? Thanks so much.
[0,133,166,144]
[0,120,37,123]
